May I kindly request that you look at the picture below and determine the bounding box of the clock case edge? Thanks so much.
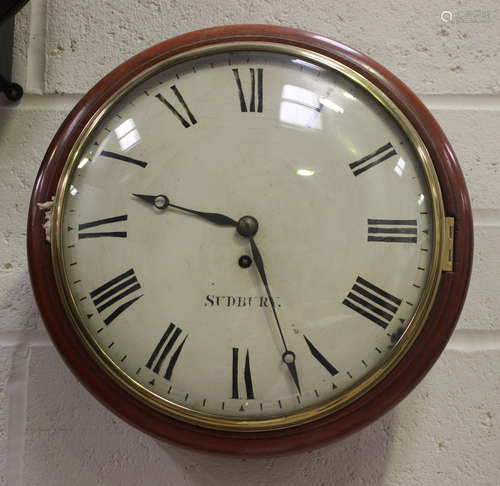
[27,24,473,456]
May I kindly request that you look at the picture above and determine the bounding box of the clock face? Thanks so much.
[52,44,444,429]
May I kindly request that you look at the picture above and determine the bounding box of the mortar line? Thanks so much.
[0,93,80,111]
[0,330,52,346]
[421,94,500,111]
[26,0,47,94]
[472,209,500,226]
[5,344,30,486]
[447,329,500,352]
[3,93,500,111]
[1,327,499,350]
[11,7,27,87]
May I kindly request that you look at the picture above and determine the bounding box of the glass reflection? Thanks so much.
[291,58,323,72]
[280,84,322,129]
[319,98,344,114]
[297,169,315,176]
[343,91,356,101]
[77,157,89,169]
[115,118,141,151]
[393,157,406,177]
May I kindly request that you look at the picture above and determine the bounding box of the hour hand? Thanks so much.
[132,193,238,227]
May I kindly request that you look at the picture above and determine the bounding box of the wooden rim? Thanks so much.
[27,24,473,456]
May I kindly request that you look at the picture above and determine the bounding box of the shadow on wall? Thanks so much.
[157,411,395,486]
[0,97,13,135]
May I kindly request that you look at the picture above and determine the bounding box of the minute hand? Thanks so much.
[249,237,301,394]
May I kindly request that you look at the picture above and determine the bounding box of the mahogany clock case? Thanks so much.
[27,25,473,456]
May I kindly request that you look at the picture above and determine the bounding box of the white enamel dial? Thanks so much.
[55,46,441,427]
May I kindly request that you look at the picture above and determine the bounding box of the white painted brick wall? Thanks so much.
[1,1,498,484]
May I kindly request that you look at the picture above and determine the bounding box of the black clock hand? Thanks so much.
[249,237,301,395]
[133,193,238,227]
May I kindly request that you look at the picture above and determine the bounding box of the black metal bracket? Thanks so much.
[0,74,23,101]
[0,5,27,102]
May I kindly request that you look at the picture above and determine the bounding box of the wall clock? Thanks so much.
[27,25,473,456]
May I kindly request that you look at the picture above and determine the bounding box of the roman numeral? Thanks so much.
[232,347,254,399]
[78,215,127,239]
[146,323,187,380]
[232,68,263,113]
[89,268,142,325]
[349,142,397,176]
[100,151,147,168]
[367,219,417,243]
[155,86,197,127]
[304,336,338,376]
[343,276,402,329]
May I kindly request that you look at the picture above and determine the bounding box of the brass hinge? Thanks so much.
[442,217,454,272]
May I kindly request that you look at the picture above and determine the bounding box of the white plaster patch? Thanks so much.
[36,197,55,243]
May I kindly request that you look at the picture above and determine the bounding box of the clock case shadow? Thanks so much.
[156,411,395,485]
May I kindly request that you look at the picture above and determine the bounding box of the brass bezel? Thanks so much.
[50,41,445,432]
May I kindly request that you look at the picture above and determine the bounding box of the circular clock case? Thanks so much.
[27,25,472,456]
